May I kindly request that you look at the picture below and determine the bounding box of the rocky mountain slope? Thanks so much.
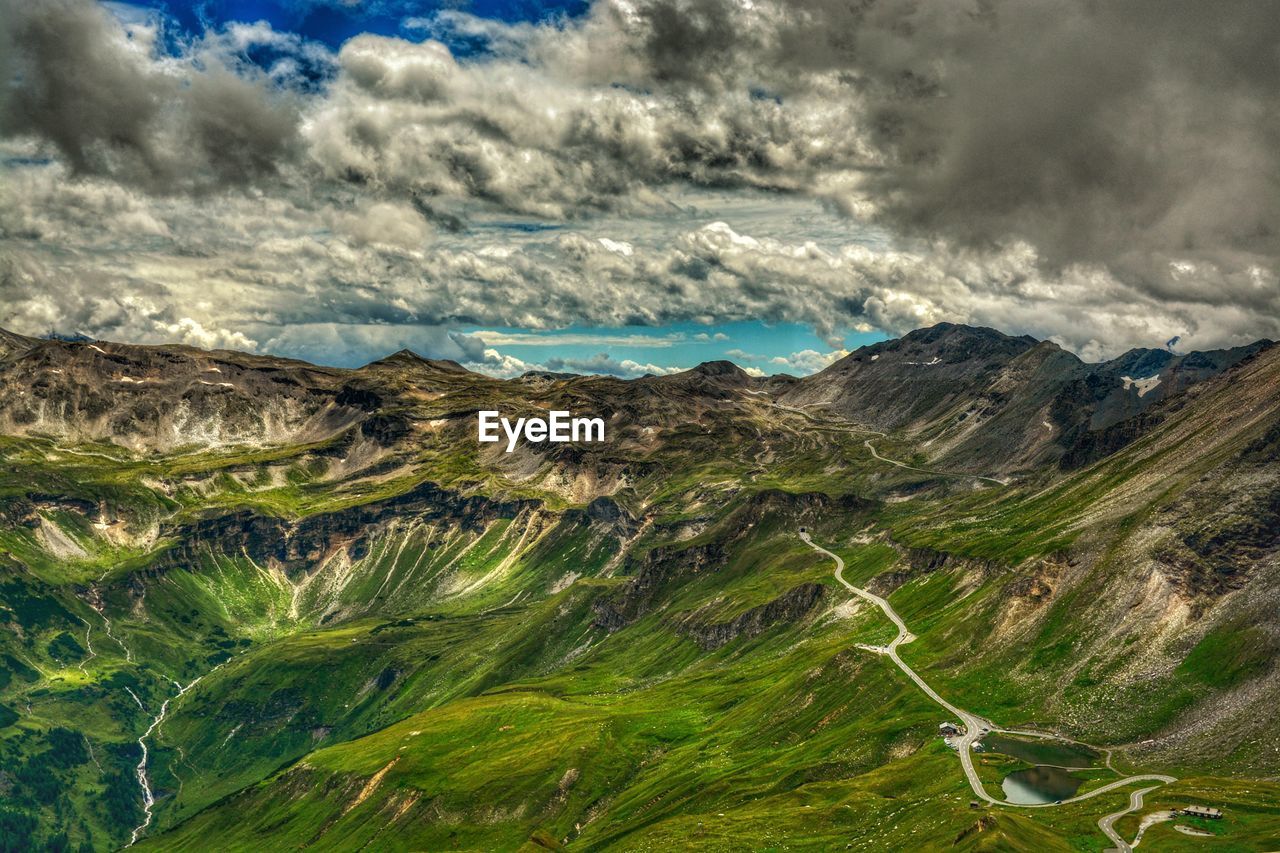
[1,324,1278,851]
[783,323,1272,475]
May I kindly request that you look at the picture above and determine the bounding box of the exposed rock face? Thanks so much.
[591,542,728,631]
[1057,408,1166,470]
[782,324,1042,431]
[0,335,362,452]
[582,496,641,536]
[780,323,1273,476]
[162,482,540,577]
[1155,485,1280,597]
[359,413,413,446]
[871,544,1002,595]
[738,489,872,526]
[680,582,827,649]
[0,495,96,528]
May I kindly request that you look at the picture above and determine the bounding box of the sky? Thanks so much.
[1,0,1277,377]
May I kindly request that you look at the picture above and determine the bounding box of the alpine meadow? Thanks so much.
[1,323,1279,850]
[2,0,1280,851]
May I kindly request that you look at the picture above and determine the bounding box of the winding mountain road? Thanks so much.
[800,533,1176,841]
[861,433,1007,486]
[1098,785,1163,852]
[766,398,1005,485]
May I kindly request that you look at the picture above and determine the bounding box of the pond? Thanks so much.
[1001,766,1085,805]
[980,733,1099,768]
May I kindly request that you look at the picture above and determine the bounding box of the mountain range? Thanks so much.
[1,323,1278,851]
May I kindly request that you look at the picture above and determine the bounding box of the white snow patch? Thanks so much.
[1121,374,1162,397]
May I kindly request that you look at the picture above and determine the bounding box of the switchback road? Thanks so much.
[1098,785,1163,852]
[801,533,1176,845]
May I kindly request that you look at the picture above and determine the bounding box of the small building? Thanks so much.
[939,722,963,737]
[1180,805,1223,820]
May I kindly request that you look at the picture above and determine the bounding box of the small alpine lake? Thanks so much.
[981,733,1100,768]
[978,733,1102,805]
[1001,765,1085,805]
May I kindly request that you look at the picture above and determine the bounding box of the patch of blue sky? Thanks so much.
[477,221,566,234]
[117,1,589,56]
[453,189,894,253]
[462,320,887,375]
[2,156,55,168]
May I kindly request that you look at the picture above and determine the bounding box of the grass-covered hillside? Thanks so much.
[1,325,1278,851]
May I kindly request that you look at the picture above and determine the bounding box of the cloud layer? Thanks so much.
[1,0,1278,372]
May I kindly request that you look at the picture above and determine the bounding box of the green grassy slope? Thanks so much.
[3,347,1279,850]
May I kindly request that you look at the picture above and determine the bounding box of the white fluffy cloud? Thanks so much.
[543,352,685,377]
[300,13,875,219]
[470,347,684,379]
[4,157,1277,366]
[2,0,1278,367]
[769,349,850,374]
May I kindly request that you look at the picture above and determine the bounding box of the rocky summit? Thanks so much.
[2,323,1279,851]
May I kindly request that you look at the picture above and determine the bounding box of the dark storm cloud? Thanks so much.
[637,0,742,87]
[0,0,165,176]
[623,0,1280,278]
[0,0,301,190]
[4,0,1277,274]
[845,0,1280,276]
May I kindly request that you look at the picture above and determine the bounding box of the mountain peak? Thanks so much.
[363,350,471,373]
[780,323,1047,431]
[641,359,753,396]
[819,323,1039,377]
[689,360,750,378]
[900,322,1038,348]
